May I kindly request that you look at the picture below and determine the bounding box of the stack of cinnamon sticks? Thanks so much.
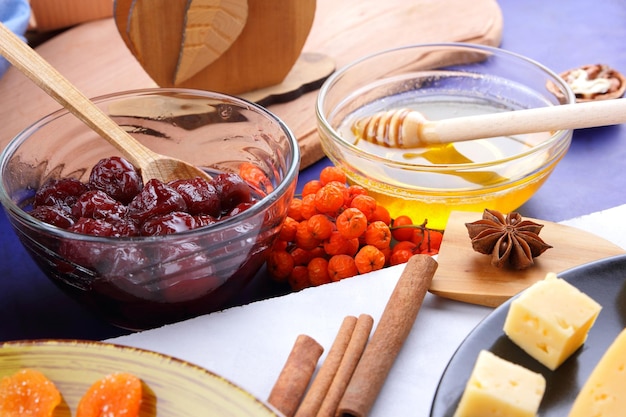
[267,255,438,417]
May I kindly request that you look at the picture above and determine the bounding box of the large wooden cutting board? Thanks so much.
[0,0,503,169]
[430,211,626,307]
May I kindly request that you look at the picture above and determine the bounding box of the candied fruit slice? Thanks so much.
[77,372,142,417]
[0,368,62,417]
[89,156,143,204]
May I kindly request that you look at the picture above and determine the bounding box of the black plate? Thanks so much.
[430,254,626,417]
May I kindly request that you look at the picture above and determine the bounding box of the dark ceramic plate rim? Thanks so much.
[429,253,626,417]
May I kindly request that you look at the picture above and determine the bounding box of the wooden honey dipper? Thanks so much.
[352,99,626,148]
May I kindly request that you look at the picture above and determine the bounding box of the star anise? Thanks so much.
[465,209,553,270]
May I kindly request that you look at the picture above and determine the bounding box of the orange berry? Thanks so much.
[309,246,328,260]
[391,215,414,241]
[430,230,444,250]
[275,165,445,288]
[314,184,345,214]
[411,228,426,246]
[323,231,360,256]
[267,249,295,282]
[336,207,368,239]
[381,245,392,265]
[319,166,347,185]
[239,162,273,195]
[392,240,417,253]
[302,179,323,196]
[290,247,314,266]
[328,254,359,281]
[325,180,348,190]
[364,221,392,250]
[343,184,368,207]
[350,195,377,221]
[287,198,304,222]
[354,245,386,274]
[371,204,391,225]
[300,193,319,220]
[308,257,331,286]
[295,220,321,250]
[289,265,310,291]
[278,216,298,241]
[307,214,334,240]
[272,239,288,252]
[389,248,413,266]
[419,229,444,254]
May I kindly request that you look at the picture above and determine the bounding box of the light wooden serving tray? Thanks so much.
[0,0,503,168]
[430,211,626,307]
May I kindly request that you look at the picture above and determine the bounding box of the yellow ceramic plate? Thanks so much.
[0,340,282,417]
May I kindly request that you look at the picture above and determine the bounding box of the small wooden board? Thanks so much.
[430,211,626,307]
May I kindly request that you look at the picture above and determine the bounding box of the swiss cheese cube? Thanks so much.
[503,273,602,370]
[568,328,626,417]
[454,350,546,417]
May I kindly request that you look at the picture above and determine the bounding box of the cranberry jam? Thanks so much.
[0,90,300,330]
[23,156,278,329]
[31,156,258,236]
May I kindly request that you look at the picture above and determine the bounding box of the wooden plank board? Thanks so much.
[0,0,503,169]
[430,211,626,307]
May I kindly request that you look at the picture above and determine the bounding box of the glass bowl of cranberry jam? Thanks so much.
[0,89,300,330]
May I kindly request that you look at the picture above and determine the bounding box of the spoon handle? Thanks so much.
[0,22,155,167]
[421,98,626,144]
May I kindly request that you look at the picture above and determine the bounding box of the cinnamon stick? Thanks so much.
[268,334,325,417]
[316,314,374,417]
[294,316,358,417]
[336,254,438,417]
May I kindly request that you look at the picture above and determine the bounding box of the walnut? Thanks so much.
[560,64,626,102]
[465,209,552,270]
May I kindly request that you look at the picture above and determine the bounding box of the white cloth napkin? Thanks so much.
[108,205,626,416]
[560,204,626,249]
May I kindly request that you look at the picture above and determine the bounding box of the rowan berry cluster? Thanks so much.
[267,166,443,291]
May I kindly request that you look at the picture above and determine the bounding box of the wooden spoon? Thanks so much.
[0,22,211,183]
[354,98,626,148]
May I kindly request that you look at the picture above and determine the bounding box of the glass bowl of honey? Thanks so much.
[316,43,575,229]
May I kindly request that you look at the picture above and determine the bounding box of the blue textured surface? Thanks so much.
[0,0,30,78]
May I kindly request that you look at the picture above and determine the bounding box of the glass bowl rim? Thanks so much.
[0,87,300,243]
[315,42,576,171]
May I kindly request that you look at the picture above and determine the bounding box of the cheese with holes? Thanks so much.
[503,273,602,370]
[454,350,546,417]
[568,328,626,417]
